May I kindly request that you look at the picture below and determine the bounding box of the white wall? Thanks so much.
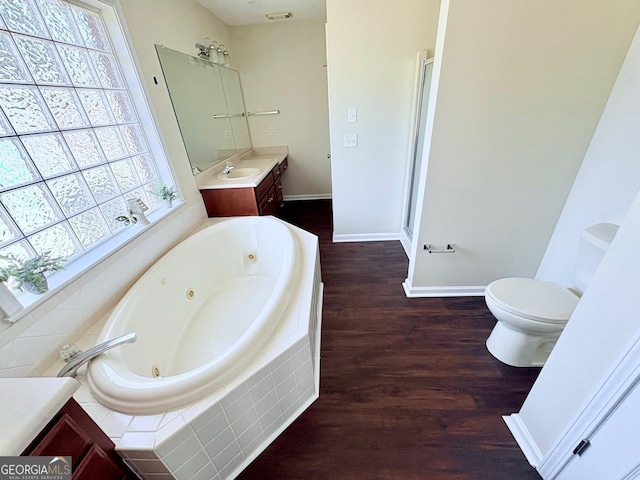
[326,0,440,240]
[519,187,640,456]
[405,0,640,295]
[0,0,229,376]
[536,25,640,285]
[515,23,640,457]
[117,0,234,200]
[231,20,331,199]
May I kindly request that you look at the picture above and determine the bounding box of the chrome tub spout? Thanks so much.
[57,332,137,378]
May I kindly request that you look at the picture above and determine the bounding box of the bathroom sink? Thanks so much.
[217,167,262,180]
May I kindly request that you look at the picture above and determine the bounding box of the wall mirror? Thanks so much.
[155,45,252,174]
[219,66,251,155]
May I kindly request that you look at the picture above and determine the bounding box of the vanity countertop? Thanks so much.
[0,377,80,455]
[196,149,288,190]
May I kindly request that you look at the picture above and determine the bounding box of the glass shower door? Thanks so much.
[405,58,433,239]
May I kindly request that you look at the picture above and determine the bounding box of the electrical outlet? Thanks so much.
[269,126,275,136]
[224,129,231,138]
[344,133,358,148]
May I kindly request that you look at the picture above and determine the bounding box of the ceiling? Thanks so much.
[196,0,326,26]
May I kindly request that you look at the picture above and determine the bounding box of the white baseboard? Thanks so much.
[402,280,485,297]
[503,414,543,468]
[400,232,411,256]
[283,194,332,201]
[333,232,402,243]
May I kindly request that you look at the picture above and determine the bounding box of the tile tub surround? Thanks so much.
[43,220,323,480]
[125,336,320,480]
[0,201,205,378]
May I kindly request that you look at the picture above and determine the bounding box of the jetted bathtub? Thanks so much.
[87,216,299,415]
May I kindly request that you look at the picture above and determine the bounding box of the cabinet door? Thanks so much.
[274,176,284,206]
[255,169,275,201]
[27,413,92,459]
[259,185,278,215]
[279,156,288,174]
[24,399,135,480]
[73,444,128,480]
[200,188,259,216]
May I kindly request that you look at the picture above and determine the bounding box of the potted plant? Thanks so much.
[0,252,66,295]
[152,184,178,208]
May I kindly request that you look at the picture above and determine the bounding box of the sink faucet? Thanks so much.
[57,332,137,378]
[221,161,235,175]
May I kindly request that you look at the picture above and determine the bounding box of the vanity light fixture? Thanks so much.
[195,43,209,59]
[194,38,231,67]
[215,43,231,67]
[265,11,293,20]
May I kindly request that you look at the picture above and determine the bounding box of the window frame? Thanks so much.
[0,0,181,325]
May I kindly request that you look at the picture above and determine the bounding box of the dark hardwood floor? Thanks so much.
[238,200,541,480]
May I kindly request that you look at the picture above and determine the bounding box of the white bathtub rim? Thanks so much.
[87,216,301,415]
[116,277,324,473]
[93,216,298,359]
[88,218,299,413]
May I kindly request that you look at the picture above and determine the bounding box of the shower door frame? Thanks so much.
[402,52,434,252]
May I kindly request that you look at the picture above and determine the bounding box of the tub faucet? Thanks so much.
[57,332,137,378]
[221,161,235,175]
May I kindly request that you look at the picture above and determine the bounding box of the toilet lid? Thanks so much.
[485,277,579,324]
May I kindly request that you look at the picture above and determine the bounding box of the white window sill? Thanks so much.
[1,201,186,326]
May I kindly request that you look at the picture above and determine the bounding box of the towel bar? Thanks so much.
[247,110,280,116]
[424,243,456,254]
[212,113,245,118]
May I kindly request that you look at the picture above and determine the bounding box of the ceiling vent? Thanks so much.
[265,11,293,21]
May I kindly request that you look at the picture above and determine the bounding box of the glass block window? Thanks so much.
[0,0,164,273]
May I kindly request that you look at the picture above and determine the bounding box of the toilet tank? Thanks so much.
[572,223,619,294]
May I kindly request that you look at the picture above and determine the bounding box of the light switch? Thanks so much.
[348,107,357,123]
[344,133,358,147]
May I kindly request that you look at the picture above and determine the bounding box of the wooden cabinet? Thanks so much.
[23,398,134,480]
[200,157,287,217]
[273,158,287,205]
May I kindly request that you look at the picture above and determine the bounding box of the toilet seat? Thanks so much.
[485,278,579,324]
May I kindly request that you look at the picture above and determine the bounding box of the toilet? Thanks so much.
[485,223,619,367]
